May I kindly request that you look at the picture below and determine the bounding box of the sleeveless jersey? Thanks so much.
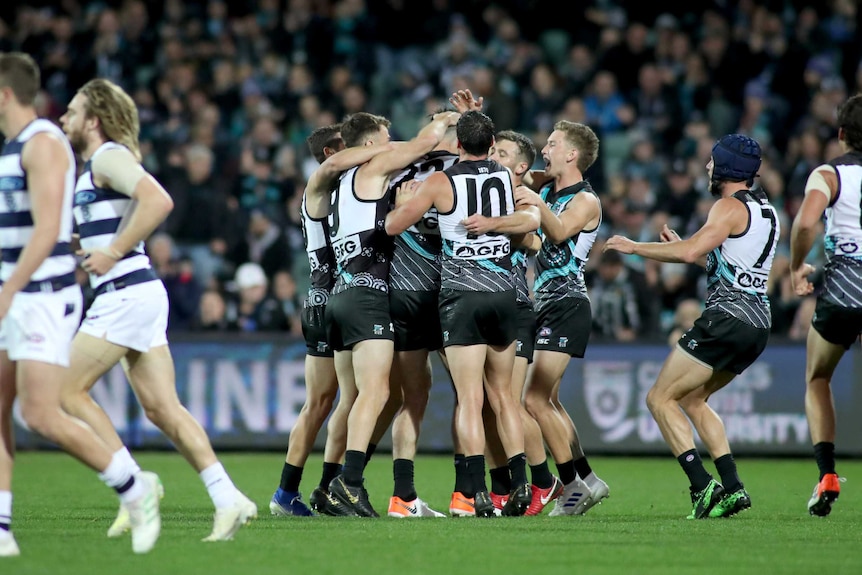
[388,150,458,291]
[73,142,152,288]
[704,189,778,328]
[821,152,862,308]
[328,166,393,295]
[0,119,76,282]
[300,193,336,306]
[533,181,600,311]
[438,159,515,292]
[511,248,531,305]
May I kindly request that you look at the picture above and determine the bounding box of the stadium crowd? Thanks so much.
[2,0,860,341]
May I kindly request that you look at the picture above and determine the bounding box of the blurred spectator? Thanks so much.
[164,144,234,286]
[272,269,302,336]
[228,209,293,280]
[148,233,203,331]
[225,262,288,332]
[587,250,657,341]
[193,289,230,331]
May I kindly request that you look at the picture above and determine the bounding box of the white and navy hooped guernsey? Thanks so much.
[0,119,76,287]
[73,141,154,290]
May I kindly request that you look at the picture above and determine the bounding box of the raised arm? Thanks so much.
[604,197,745,264]
[366,111,460,176]
[304,143,393,219]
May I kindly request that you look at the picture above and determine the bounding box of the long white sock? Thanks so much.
[99,452,144,503]
[200,462,238,510]
[0,491,11,529]
[114,447,141,475]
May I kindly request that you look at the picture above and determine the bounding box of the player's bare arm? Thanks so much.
[385,171,446,235]
[517,187,599,244]
[360,112,460,200]
[522,169,553,192]
[604,197,747,264]
[790,165,837,296]
[462,204,540,236]
[0,132,67,317]
[305,143,393,219]
[80,147,174,276]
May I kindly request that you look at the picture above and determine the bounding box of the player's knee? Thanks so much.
[19,403,58,438]
[59,387,86,415]
[522,389,546,417]
[645,387,667,415]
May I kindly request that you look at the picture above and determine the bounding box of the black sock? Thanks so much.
[530,460,554,489]
[555,459,576,486]
[320,462,342,490]
[453,454,471,494]
[114,476,135,495]
[508,453,528,488]
[364,443,378,467]
[814,442,836,479]
[677,449,713,492]
[393,458,416,501]
[573,457,593,480]
[465,455,487,497]
[489,466,511,495]
[280,463,303,492]
[343,450,365,486]
[713,454,743,493]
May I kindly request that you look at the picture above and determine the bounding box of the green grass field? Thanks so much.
[3,452,860,575]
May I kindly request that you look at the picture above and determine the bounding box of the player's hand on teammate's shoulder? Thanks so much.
[514,186,541,207]
[604,235,636,254]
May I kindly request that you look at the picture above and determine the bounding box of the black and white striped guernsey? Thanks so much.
[0,119,76,283]
[73,142,152,289]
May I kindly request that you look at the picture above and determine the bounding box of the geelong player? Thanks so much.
[58,78,256,541]
[0,55,160,557]
[605,134,778,519]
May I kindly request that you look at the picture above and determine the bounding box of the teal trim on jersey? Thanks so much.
[534,261,581,290]
[511,250,526,266]
[710,249,736,283]
[339,270,354,283]
[400,232,435,260]
[476,258,508,274]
